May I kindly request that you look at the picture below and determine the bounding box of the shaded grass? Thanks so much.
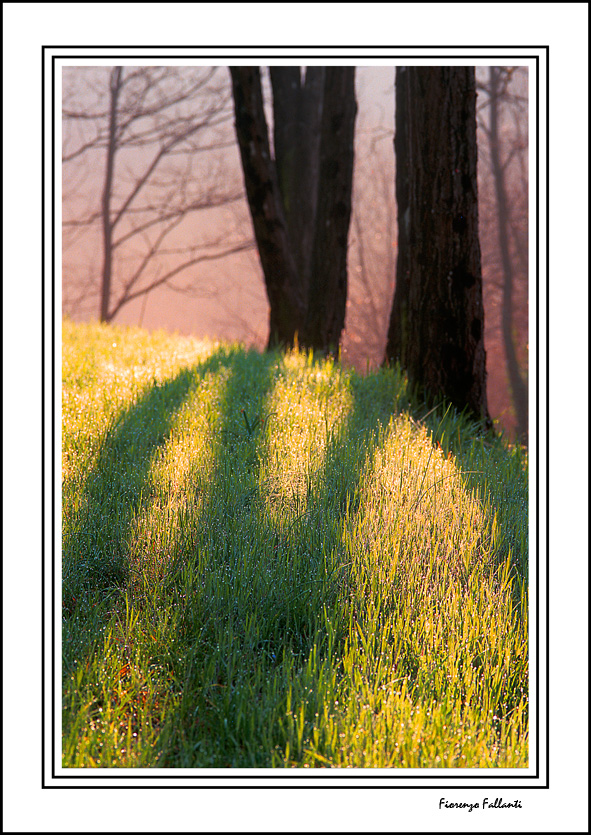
[62,320,528,768]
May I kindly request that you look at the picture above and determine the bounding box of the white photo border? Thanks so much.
[44,44,548,790]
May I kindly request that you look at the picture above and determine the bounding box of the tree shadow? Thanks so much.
[62,350,250,667]
[63,342,527,767]
[64,368,193,600]
[155,351,402,765]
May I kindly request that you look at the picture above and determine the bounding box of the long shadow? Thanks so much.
[165,345,282,632]
[169,355,527,766]
[64,368,193,601]
[62,350,249,667]
[64,341,527,767]
[157,350,400,766]
[148,346,284,764]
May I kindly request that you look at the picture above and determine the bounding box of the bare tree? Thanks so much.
[344,120,396,370]
[62,66,252,322]
[477,67,528,442]
[230,66,357,351]
[385,67,490,426]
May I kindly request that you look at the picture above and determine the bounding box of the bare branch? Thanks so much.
[62,64,250,323]
[108,241,255,319]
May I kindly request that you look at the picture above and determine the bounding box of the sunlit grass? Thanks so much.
[62,319,528,768]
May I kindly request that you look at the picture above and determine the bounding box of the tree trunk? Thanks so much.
[99,66,122,322]
[304,67,357,353]
[488,67,528,442]
[385,66,490,426]
[230,67,305,348]
[231,66,356,352]
[270,66,324,302]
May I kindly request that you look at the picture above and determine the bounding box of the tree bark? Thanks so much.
[230,67,306,348]
[270,66,324,300]
[488,67,528,442]
[304,67,357,352]
[99,67,122,322]
[385,66,490,426]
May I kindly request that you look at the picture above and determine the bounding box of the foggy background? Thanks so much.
[62,65,528,439]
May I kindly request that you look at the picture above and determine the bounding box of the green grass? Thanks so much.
[62,319,528,769]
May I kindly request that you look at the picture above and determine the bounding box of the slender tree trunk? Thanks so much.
[386,67,412,368]
[488,67,528,442]
[304,67,357,352]
[385,67,490,426]
[100,66,122,323]
[230,67,305,348]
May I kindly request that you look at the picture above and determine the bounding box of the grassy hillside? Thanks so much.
[62,320,528,768]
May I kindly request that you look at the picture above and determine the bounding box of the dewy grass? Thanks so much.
[62,320,528,768]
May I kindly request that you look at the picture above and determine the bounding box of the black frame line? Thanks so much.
[44,46,548,788]
[45,43,549,49]
[41,49,46,790]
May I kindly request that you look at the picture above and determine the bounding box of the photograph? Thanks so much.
[2,3,587,833]
[59,59,531,774]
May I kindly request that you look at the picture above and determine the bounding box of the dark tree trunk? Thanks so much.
[270,66,324,302]
[385,66,490,426]
[100,66,122,323]
[304,67,357,353]
[231,66,356,352]
[230,67,305,348]
[488,67,528,443]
